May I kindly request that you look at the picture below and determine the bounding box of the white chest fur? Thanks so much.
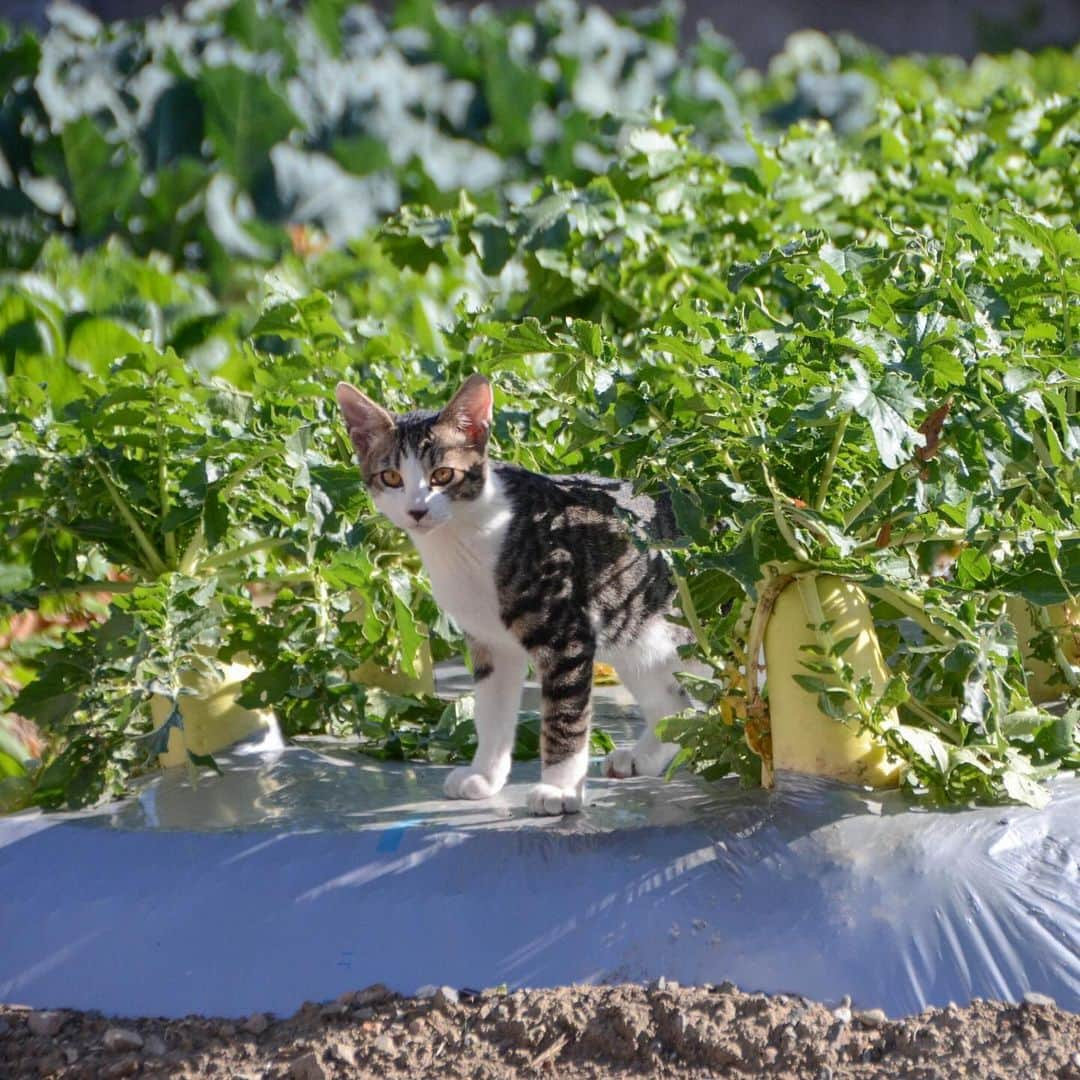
[411,476,517,648]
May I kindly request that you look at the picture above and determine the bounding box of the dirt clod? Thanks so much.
[288,1050,326,1080]
[27,1011,66,1038]
[243,1012,270,1036]
[143,1034,166,1058]
[102,1027,143,1053]
[102,1056,140,1078]
[3,985,1078,1079]
[1023,992,1057,1008]
[854,1008,887,1028]
[354,985,393,1007]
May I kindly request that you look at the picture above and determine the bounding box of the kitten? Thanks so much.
[336,374,697,815]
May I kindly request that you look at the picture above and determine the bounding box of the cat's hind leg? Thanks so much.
[604,617,700,778]
[444,639,526,800]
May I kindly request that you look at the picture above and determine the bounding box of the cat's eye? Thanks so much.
[430,466,455,486]
[379,469,404,488]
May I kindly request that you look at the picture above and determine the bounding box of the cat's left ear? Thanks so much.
[439,374,492,447]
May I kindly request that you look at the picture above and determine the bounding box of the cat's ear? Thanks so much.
[335,382,394,459]
[439,374,492,447]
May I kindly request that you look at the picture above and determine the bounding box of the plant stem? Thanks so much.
[721,450,743,484]
[314,569,331,647]
[1057,250,1075,416]
[843,462,919,530]
[852,526,1080,555]
[199,537,289,571]
[814,413,849,511]
[178,523,204,576]
[174,453,280,577]
[674,571,710,658]
[795,574,831,647]
[28,580,140,597]
[92,459,168,577]
[858,581,965,644]
[901,695,963,743]
[760,458,810,561]
[156,387,176,567]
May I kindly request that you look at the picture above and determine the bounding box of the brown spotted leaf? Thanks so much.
[917,399,952,462]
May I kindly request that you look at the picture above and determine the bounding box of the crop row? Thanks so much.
[0,1,1077,810]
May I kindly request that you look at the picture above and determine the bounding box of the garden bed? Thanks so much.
[4,983,1079,1079]
[2,672,1077,1024]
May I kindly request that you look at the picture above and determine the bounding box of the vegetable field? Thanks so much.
[1,0,1078,813]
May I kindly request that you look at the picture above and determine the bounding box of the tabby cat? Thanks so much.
[336,374,698,815]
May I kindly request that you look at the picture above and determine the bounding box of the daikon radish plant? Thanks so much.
[758,574,902,787]
[150,651,274,768]
[2,11,1077,811]
[0,354,444,807]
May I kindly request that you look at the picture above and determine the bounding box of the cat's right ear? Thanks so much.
[335,382,394,460]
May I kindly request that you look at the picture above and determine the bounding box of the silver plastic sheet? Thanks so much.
[1,668,1077,1019]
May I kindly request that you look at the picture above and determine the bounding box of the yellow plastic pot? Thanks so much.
[152,655,274,768]
[1006,597,1080,703]
[763,575,901,787]
[349,644,435,696]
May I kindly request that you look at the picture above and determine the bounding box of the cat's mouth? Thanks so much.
[406,518,443,534]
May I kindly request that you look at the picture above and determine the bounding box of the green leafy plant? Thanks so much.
[377,105,1079,806]
[0,343,451,806]
[1,2,1078,811]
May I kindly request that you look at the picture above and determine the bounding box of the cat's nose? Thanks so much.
[408,508,429,523]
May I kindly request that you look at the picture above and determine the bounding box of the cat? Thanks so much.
[336,373,698,815]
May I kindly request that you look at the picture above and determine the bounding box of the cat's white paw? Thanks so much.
[604,748,638,779]
[444,766,504,800]
[603,743,676,779]
[527,782,583,816]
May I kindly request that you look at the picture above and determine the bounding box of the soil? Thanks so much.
[3,982,1079,1080]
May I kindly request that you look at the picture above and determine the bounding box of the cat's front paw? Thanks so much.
[603,744,676,779]
[526,782,583,816]
[444,766,504,800]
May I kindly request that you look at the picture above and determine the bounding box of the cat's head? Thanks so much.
[335,374,493,535]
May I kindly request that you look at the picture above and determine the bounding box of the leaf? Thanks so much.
[187,749,223,776]
[670,487,710,545]
[837,359,924,469]
[196,65,298,188]
[1001,768,1050,809]
[951,204,995,250]
[895,724,950,773]
[139,704,183,759]
[956,548,991,586]
[916,399,951,461]
[60,118,140,237]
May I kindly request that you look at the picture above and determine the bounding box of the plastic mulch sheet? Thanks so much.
[1,666,1077,1019]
